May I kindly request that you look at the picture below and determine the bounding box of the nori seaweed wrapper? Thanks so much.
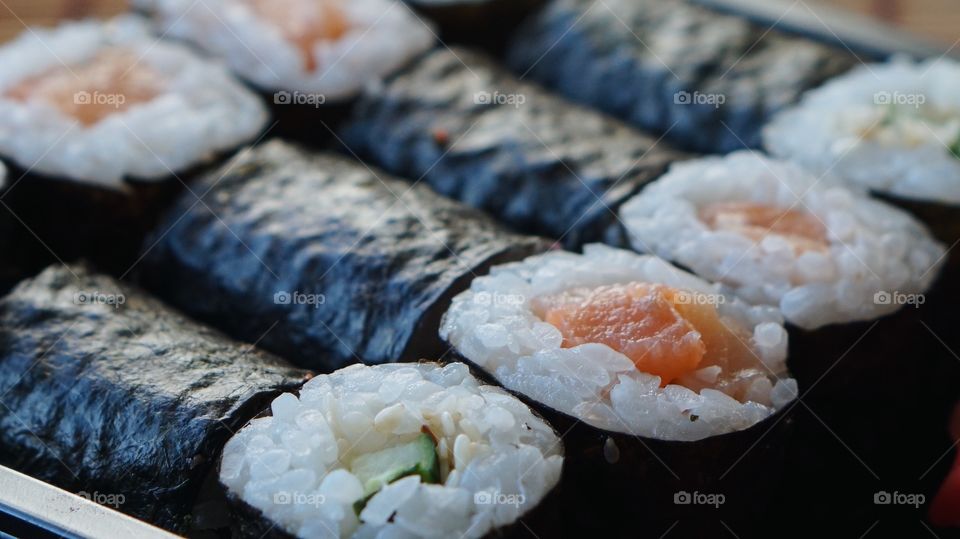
[774,302,959,537]
[449,351,794,538]
[403,0,546,53]
[0,162,194,279]
[0,264,309,533]
[340,47,688,249]
[137,140,548,373]
[506,0,859,153]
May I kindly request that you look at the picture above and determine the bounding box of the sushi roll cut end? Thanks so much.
[764,58,960,205]
[442,245,797,442]
[5,49,164,127]
[220,362,563,538]
[618,152,946,329]
[139,0,436,99]
[0,16,267,186]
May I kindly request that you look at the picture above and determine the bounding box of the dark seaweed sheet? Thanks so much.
[137,140,547,373]
[402,0,546,54]
[0,264,308,532]
[0,161,189,285]
[507,0,858,153]
[447,350,794,538]
[340,47,688,249]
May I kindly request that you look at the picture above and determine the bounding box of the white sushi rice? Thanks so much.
[619,152,945,330]
[440,244,797,442]
[137,0,435,99]
[220,362,563,539]
[0,16,267,187]
[764,58,960,204]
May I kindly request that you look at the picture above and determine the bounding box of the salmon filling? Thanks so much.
[247,0,350,72]
[533,283,763,393]
[699,202,829,253]
[5,49,165,126]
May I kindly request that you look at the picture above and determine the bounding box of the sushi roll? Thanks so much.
[0,15,266,187]
[618,152,953,533]
[219,362,564,538]
[137,0,434,107]
[402,0,545,52]
[618,152,945,330]
[506,0,857,153]
[138,140,547,373]
[136,0,434,141]
[341,47,688,248]
[764,58,960,208]
[0,15,267,272]
[440,244,796,533]
[764,57,960,290]
[0,264,309,532]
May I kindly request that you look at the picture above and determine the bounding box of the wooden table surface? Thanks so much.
[0,0,958,46]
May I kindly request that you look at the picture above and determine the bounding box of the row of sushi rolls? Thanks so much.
[1,0,960,537]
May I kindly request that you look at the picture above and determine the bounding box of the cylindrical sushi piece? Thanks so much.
[619,151,945,330]
[0,15,268,272]
[764,58,960,209]
[506,0,857,153]
[402,0,545,52]
[137,140,548,373]
[619,152,954,531]
[219,362,564,538]
[441,244,797,533]
[0,264,309,532]
[341,47,688,248]
[764,58,960,310]
[137,0,435,138]
[0,15,267,188]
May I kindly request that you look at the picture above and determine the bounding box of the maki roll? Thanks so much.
[764,58,960,208]
[341,47,688,248]
[506,0,857,153]
[618,152,952,533]
[137,0,435,141]
[619,152,945,330]
[137,0,434,104]
[0,16,266,187]
[764,58,960,268]
[441,244,796,533]
[403,0,545,52]
[138,140,547,373]
[0,264,308,532]
[0,15,267,272]
[220,362,564,538]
